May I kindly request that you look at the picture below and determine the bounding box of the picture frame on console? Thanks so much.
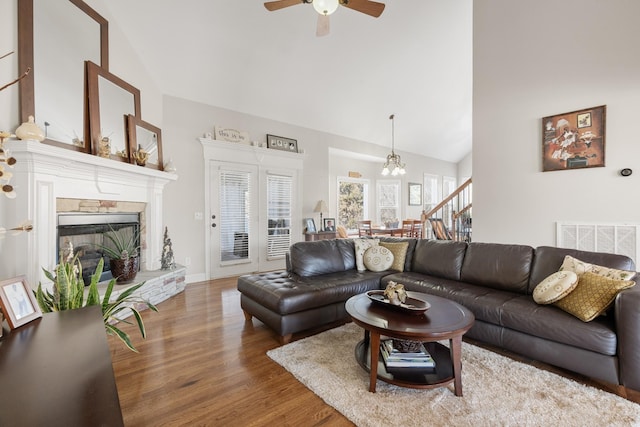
[0,276,42,329]
[542,105,606,172]
[303,218,316,233]
[323,218,336,231]
[267,134,298,153]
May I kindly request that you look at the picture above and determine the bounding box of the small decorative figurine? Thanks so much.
[384,281,407,306]
[98,136,111,158]
[132,144,149,166]
[161,226,176,270]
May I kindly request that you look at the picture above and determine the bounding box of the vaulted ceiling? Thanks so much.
[102,0,472,163]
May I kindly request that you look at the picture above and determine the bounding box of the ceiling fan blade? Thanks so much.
[340,0,385,18]
[316,14,330,37]
[264,0,305,12]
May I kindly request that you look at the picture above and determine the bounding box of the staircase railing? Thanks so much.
[421,178,472,242]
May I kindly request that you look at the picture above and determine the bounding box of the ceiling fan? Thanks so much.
[264,0,385,37]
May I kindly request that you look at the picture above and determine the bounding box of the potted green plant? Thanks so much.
[99,225,141,283]
[35,254,157,352]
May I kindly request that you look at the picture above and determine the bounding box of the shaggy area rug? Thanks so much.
[267,323,640,427]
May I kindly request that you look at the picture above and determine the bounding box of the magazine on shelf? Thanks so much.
[380,340,436,368]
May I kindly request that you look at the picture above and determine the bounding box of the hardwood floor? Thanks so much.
[108,277,354,427]
[109,277,639,426]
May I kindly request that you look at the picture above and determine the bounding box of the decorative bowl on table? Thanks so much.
[366,290,431,315]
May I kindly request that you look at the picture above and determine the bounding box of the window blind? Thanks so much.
[267,174,292,260]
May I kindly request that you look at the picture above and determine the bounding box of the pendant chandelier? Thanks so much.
[381,114,406,176]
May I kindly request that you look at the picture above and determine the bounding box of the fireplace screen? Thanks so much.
[57,213,140,284]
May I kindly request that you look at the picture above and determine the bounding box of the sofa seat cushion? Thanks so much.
[382,273,518,325]
[383,272,617,356]
[238,269,385,315]
[500,295,617,355]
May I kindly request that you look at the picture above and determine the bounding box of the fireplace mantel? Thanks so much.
[0,139,178,288]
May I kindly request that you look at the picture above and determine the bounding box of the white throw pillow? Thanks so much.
[363,246,394,272]
[533,271,579,304]
[354,238,379,272]
[559,255,636,281]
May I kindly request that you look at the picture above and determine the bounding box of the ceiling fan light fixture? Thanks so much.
[313,0,339,15]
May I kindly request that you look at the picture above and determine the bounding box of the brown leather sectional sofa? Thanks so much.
[237,237,640,391]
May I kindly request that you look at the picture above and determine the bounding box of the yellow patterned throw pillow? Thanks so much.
[554,272,635,322]
[559,255,636,281]
[533,271,579,304]
[379,241,409,272]
[363,246,394,272]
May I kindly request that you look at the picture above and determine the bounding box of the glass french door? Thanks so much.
[210,161,259,278]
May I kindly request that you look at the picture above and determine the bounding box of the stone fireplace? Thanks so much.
[0,140,179,295]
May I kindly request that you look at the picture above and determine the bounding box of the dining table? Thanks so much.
[370,227,403,236]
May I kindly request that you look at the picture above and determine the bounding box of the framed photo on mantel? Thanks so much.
[542,105,606,172]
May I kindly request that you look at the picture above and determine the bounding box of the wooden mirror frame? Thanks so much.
[86,61,141,163]
[127,115,164,171]
[18,0,108,152]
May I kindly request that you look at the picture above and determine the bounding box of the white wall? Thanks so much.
[473,0,640,247]
[2,1,462,281]
[161,95,457,279]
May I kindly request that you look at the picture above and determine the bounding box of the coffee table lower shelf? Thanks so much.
[354,339,455,390]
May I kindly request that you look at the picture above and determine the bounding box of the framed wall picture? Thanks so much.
[0,276,42,329]
[542,105,606,172]
[323,218,336,231]
[303,218,316,233]
[408,182,422,206]
[267,134,298,153]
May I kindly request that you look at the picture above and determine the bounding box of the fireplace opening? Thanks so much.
[57,213,140,285]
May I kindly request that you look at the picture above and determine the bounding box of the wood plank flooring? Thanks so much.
[108,278,639,426]
[108,277,353,427]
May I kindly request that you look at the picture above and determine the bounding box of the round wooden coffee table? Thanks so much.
[345,291,475,396]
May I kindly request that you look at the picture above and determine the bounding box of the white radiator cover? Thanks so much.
[556,222,639,265]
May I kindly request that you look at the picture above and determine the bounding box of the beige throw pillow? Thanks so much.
[379,241,409,272]
[559,255,636,281]
[363,246,394,272]
[554,271,635,322]
[354,238,380,272]
[533,271,579,304]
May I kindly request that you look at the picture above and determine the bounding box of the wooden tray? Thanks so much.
[366,290,431,315]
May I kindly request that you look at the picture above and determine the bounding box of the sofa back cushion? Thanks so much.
[460,242,534,294]
[288,239,356,277]
[412,240,468,280]
[529,246,636,294]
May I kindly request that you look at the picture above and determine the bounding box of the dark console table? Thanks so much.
[0,305,124,426]
[305,231,337,241]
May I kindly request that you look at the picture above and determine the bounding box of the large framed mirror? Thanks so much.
[18,0,108,152]
[86,61,141,162]
[127,115,164,171]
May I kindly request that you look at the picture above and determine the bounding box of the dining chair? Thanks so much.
[412,220,423,239]
[400,220,414,237]
[357,220,372,237]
